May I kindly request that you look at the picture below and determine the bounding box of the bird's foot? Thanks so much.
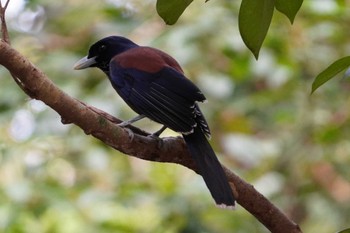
[118,121,130,127]
[123,127,135,141]
[148,133,159,139]
[151,125,167,138]
[118,115,145,127]
[147,133,164,149]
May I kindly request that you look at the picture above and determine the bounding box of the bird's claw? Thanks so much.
[149,132,161,139]
[147,133,164,149]
[123,127,135,141]
[118,121,129,127]
[151,125,167,138]
[118,115,145,127]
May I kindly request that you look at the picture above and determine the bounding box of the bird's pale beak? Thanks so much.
[73,56,97,70]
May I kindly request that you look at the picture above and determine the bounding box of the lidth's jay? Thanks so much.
[74,36,235,208]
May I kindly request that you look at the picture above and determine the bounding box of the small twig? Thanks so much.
[0,0,11,10]
[4,0,11,9]
[0,0,11,43]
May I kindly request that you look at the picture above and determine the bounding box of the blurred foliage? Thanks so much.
[1,0,350,232]
[156,0,303,59]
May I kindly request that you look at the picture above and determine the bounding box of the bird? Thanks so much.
[74,36,235,208]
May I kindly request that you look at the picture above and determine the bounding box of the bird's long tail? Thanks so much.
[183,126,235,208]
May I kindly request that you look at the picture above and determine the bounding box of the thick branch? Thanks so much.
[0,40,301,233]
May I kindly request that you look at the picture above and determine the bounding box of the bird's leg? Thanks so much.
[148,125,167,149]
[123,127,135,141]
[151,125,167,137]
[118,115,145,127]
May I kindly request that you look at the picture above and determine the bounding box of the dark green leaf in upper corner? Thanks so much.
[156,0,193,25]
[238,0,275,59]
[337,228,350,233]
[311,56,350,94]
[275,0,303,24]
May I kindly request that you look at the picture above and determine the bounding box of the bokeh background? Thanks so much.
[1,0,350,232]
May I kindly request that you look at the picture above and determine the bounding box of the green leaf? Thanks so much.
[275,0,303,24]
[337,228,350,233]
[239,0,275,59]
[311,56,350,94]
[156,0,193,25]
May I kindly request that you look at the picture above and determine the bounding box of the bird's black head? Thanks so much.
[74,36,138,73]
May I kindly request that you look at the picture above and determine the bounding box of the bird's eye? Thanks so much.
[99,44,107,52]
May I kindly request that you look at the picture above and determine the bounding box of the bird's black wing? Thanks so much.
[109,65,209,135]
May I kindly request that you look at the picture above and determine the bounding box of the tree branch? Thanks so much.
[0,39,302,233]
[0,2,301,228]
